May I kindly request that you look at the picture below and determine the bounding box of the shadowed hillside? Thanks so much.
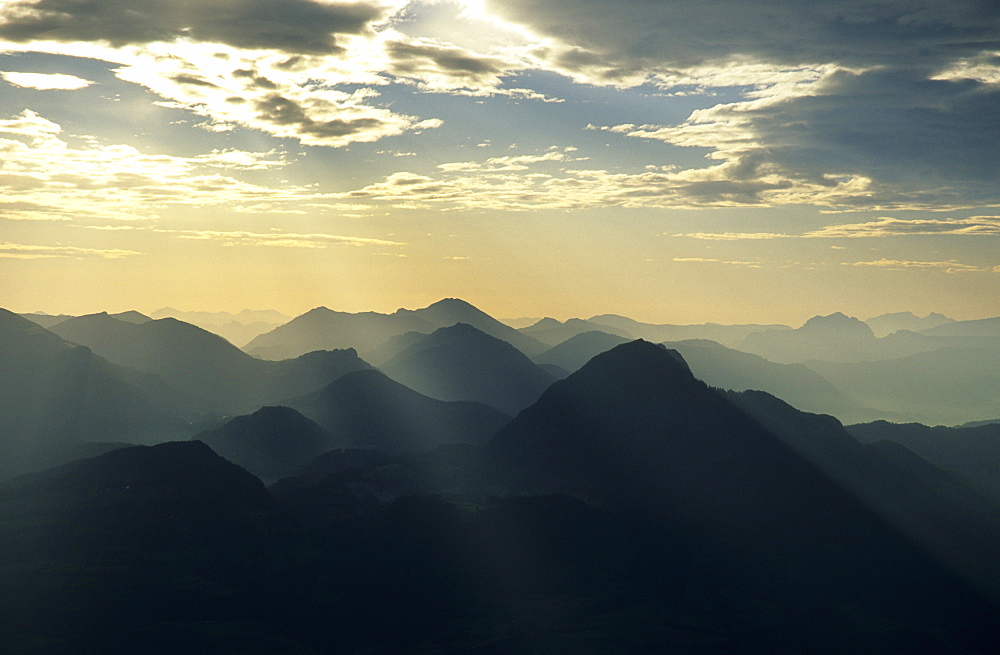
[287,368,511,453]
[50,312,371,414]
[379,323,556,415]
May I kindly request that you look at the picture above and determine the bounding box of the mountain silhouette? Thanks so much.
[18,311,73,328]
[533,330,631,372]
[109,310,151,324]
[847,419,1000,502]
[536,332,869,422]
[740,312,885,362]
[921,315,1000,338]
[286,368,511,453]
[50,312,371,413]
[0,309,196,478]
[520,317,632,346]
[808,346,1000,425]
[664,338,868,420]
[379,323,556,415]
[866,311,954,337]
[196,406,334,482]
[244,298,547,360]
[0,440,269,555]
[726,388,1000,598]
[587,314,790,348]
[486,339,995,555]
[489,340,871,529]
[150,307,291,346]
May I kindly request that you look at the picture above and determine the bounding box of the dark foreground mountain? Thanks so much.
[195,406,334,482]
[379,323,556,415]
[535,332,869,421]
[50,312,371,414]
[847,419,1000,502]
[245,297,547,360]
[489,340,886,530]
[287,368,511,453]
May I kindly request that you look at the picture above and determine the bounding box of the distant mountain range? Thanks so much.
[244,298,547,360]
[150,307,292,346]
[49,312,371,414]
[864,311,954,337]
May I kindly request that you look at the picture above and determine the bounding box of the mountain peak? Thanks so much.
[575,339,695,383]
[528,317,563,329]
[427,297,476,309]
[800,312,874,336]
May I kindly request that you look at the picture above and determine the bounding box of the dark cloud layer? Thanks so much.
[489,0,1000,70]
[0,0,385,53]
[388,41,504,76]
[770,71,999,184]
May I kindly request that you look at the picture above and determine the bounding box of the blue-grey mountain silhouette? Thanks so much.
[379,322,556,415]
[50,312,371,413]
[865,310,954,337]
[244,297,547,360]
[196,406,334,482]
[0,309,195,478]
[287,368,511,453]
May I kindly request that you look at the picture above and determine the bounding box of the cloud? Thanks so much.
[483,1,1000,210]
[673,257,762,268]
[157,229,403,248]
[486,1,999,72]
[338,146,879,210]
[0,109,353,222]
[0,241,139,259]
[0,2,543,147]
[0,0,389,54]
[673,216,1000,240]
[0,71,93,89]
[844,258,987,274]
[808,216,1000,238]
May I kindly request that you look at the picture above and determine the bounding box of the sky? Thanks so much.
[1,0,998,325]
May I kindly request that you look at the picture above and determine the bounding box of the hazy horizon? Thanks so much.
[8,298,994,329]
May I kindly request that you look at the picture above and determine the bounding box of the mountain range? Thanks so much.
[49,312,371,414]
[244,297,547,360]
[3,298,1000,652]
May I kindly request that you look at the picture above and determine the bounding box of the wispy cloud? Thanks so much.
[0,241,139,259]
[844,259,989,274]
[0,110,353,222]
[673,257,762,268]
[673,216,1000,240]
[338,146,877,210]
[156,229,403,249]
